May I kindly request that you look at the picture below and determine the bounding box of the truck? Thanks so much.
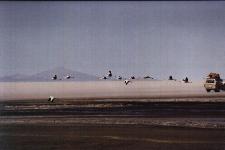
[204,73,223,92]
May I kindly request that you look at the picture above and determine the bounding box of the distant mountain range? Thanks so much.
[0,67,98,82]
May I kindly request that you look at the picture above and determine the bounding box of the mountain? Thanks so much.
[0,67,98,82]
[29,67,98,81]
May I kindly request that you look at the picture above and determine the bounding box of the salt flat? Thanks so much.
[0,80,225,101]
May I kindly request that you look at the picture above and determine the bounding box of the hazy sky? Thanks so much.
[1,1,225,80]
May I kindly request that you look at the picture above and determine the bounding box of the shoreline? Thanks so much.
[1,100,225,129]
[0,116,225,129]
[2,97,225,102]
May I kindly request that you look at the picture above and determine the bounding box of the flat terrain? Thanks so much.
[1,124,225,150]
[1,99,225,150]
[1,81,225,149]
[1,81,225,100]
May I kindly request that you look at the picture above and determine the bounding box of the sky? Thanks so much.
[0,1,225,80]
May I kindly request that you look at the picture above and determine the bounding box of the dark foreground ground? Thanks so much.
[1,99,225,150]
